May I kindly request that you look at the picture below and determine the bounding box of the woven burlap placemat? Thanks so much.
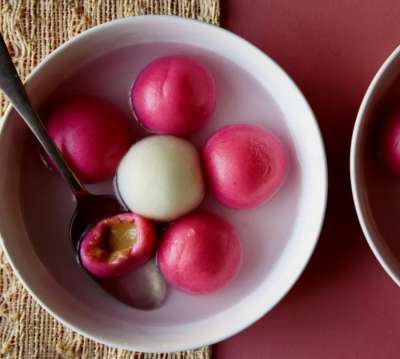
[0,1,219,358]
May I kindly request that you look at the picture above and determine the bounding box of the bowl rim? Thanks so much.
[350,44,400,286]
[0,15,328,352]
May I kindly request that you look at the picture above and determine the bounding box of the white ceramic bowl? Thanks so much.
[351,45,400,285]
[0,16,327,352]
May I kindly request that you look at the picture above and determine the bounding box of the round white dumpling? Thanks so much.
[117,135,205,221]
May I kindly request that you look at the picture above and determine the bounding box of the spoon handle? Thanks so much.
[0,35,87,198]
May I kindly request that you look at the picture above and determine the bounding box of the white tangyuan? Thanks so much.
[117,135,205,221]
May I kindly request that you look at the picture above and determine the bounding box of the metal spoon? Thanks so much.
[0,35,167,310]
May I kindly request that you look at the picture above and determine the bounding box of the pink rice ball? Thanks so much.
[202,124,289,209]
[131,56,216,136]
[80,212,157,278]
[45,96,135,183]
[380,109,400,176]
[157,210,241,295]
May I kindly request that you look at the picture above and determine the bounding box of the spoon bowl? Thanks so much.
[70,194,124,252]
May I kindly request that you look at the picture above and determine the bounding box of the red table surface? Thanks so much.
[216,1,400,358]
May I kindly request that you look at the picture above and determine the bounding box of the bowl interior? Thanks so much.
[352,46,400,284]
[0,17,327,351]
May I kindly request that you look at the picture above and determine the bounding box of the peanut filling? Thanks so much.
[93,221,137,263]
